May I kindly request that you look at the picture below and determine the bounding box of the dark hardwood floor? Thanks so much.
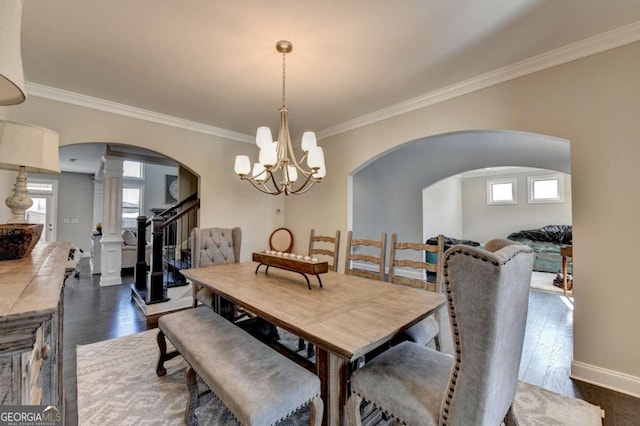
[62,271,640,425]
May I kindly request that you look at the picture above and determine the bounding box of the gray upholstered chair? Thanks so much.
[388,233,444,350]
[190,227,241,309]
[346,238,534,426]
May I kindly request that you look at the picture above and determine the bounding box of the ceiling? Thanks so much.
[19,1,640,173]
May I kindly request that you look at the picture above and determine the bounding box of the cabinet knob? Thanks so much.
[41,344,51,360]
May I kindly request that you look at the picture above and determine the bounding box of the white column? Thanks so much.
[100,156,124,286]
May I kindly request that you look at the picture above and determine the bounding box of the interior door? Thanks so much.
[27,179,58,242]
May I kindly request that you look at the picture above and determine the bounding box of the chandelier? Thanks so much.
[234,40,325,195]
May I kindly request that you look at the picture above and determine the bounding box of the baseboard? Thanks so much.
[131,283,193,316]
[99,274,122,286]
[571,360,640,399]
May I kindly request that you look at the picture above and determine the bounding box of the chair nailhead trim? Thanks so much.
[440,244,532,422]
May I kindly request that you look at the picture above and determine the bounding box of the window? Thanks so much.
[123,160,143,179]
[487,178,517,205]
[528,174,564,203]
[122,186,143,229]
[26,182,54,192]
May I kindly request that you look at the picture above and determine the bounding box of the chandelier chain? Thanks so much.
[281,51,287,108]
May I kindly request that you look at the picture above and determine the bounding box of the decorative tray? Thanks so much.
[252,252,328,289]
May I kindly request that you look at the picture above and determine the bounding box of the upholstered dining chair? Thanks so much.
[344,231,387,281]
[298,229,342,357]
[347,239,534,426]
[388,233,444,350]
[190,227,241,310]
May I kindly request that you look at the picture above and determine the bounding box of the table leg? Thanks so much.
[562,255,568,296]
[316,347,349,426]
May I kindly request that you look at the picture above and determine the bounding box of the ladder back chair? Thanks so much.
[388,233,444,350]
[344,231,387,281]
[308,229,341,272]
[299,229,342,357]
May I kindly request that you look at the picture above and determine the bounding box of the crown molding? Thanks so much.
[318,21,640,140]
[25,82,254,144]
[24,21,640,143]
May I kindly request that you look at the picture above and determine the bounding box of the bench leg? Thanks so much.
[309,395,324,426]
[156,330,180,376]
[185,367,199,426]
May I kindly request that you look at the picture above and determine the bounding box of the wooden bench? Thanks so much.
[156,306,323,425]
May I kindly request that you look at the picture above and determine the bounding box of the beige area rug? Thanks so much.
[530,271,571,295]
[77,329,601,425]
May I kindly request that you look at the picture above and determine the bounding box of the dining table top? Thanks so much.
[181,261,446,361]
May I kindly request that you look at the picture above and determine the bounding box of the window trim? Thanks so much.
[487,178,517,205]
[123,160,144,180]
[527,174,564,204]
[122,182,144,229]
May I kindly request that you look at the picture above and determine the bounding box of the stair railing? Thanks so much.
[133,192,200,304]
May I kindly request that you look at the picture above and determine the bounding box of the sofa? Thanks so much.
[507,225,572,273]
[121,229,151,270]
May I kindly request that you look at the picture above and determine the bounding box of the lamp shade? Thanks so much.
[0,0,26,105]
[0,120,60,173]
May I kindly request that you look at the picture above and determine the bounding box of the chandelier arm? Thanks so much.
[288,171,320,194]
[288,178,319,195]
[241,172,284,195]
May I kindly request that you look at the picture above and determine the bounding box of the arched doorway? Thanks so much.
[350,130,570,244]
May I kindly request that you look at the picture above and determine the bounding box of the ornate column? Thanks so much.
[99,156,124,286]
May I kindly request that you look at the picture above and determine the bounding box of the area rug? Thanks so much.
[530,271,571,295]
[77,329,601,425]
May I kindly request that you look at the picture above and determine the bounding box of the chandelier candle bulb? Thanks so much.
[259,142,278,167]
[301,131,317,152]
[307,146,325,169]
[252,163,267,182]
[287,165,298,183]
[256,127,272,148]
[234,155,251,175]
[315,164,327,178]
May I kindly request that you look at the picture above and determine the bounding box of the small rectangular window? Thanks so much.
[122,186,142,229]
[26,182,54,192]
[528,175,564,203]
[123,160,143,179]
[487,178,517,205]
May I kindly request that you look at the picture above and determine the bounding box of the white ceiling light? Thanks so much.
[234,40,325,195]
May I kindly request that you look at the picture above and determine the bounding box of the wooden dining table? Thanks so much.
[181,261,446,426]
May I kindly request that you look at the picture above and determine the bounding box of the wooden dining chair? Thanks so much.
[308,229,341,272]
[347,239,535,426]
[344,231,387,281]
[388,233,444,350]
[299,229,342,357]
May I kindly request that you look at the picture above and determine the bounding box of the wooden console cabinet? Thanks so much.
[0,242,70,406]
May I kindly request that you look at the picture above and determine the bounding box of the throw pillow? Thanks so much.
[122,230,138,246]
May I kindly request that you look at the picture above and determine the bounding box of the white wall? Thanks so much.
[143,163,179,217]
[422,175,463,242]
[461,170,572,243]
[28,171,95,252]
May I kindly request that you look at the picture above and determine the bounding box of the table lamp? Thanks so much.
[0,120,60,260]
[0,0,27,105]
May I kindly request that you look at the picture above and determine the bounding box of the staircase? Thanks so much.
[130,192,199,308]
